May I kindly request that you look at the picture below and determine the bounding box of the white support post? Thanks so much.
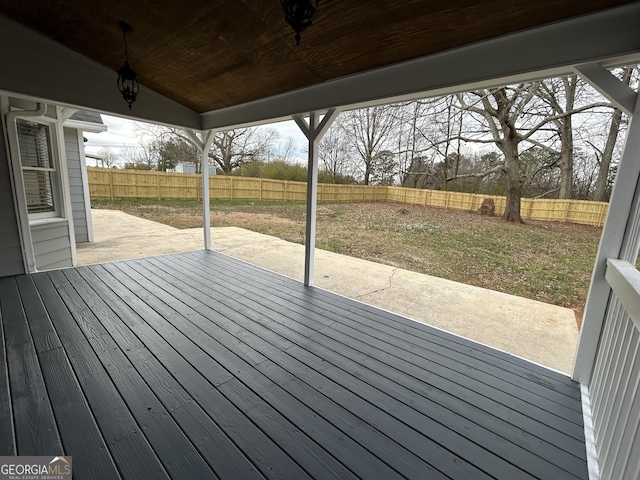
[573,91,640,384]
[201,131,216,250]
[55,106,78,266]
[77,130,94,242]
[293,109,339,287]
[574,63,638,116]
[201,131,215,250]
[183,128,216,250]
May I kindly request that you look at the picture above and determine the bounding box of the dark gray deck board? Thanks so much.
[159,251,586,479]
[145,255,534,479]
[199,251,585,430]
[96,262,391,480]
[0,278,15,456]
[203,250,581,405]
[180,252,585,435]
[50,268,219,480]
[113,260,453,479]
[31,272,171,480]
[0,251,589,480]
[0,277,62,456]
[202,250,580,398]
[73,265,327,480]
[15,275,121,480]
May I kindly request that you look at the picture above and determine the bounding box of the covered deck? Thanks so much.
[0,251,587,479]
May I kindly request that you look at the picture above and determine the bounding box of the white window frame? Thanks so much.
[14,116,62,221]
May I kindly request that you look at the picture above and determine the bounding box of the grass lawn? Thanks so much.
[92,198,602,321]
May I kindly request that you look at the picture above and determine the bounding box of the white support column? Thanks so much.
[201,131,215,250]
[292,109,339,287]
[54,106,77,266]
[183,128,216,250]
[574,63,637,116]
[573,89,640,384]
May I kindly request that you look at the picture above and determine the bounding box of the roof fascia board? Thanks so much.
[202,2,640,130]
[62,119,108,133]
[0,14,201,130]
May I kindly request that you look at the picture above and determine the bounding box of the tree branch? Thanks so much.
[533,188,560,199]
[520,102,612,141]
[446,164,505,182]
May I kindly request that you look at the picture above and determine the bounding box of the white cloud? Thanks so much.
[83,115,309,164]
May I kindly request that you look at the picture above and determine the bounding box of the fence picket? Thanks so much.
[87,168,609,227]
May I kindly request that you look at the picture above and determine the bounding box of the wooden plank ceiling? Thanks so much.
[0,0,634,113]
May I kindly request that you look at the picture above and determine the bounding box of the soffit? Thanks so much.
[0,0,634,113]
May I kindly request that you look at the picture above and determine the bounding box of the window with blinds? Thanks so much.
[16,118,57,215]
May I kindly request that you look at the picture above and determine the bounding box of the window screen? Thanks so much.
[17,119,56,214]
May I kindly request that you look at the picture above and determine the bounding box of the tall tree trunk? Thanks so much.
[593,107,623,201]
[593,67,633,201]
[363,158,372,185]
[558,115,574,198]
[501,140,524,223]
[558,76,577,199]
[494,87,525,223]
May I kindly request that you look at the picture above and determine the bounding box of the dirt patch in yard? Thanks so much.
[92,199,601,321]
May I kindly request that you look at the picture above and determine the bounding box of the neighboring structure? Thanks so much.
[174,162,193,174]
[173,162,216,175]
[0,94,105,275]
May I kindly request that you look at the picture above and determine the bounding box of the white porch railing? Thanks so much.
[588,259,640,480]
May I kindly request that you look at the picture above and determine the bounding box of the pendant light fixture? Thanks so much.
[116,21,139,110]
[281,0,319,47]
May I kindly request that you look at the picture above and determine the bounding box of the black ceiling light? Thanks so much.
[116,21,139,110]
[281,0,319,47]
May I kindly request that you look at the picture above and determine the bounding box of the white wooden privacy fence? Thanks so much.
[87,168,609,227]
[589,259,640,480]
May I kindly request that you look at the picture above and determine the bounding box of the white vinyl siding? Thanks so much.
[31,221,72,270]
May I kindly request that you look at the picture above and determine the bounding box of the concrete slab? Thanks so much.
[77,209,579,374]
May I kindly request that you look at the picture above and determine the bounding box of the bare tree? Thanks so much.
[319,124,354,182]
[209,128,278,173]
[270,137,298,163]
[341,106,398,185]
[118,145,141,167]
[453,85,545,222]
[593,66,635,201]
[537,75,579,198]
[133,123,277,173]
[97,146,117,168]
[451,80,611,221]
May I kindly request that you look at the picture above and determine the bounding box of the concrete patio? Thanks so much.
[77,209,580,373]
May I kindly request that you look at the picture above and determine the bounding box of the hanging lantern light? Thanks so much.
[281,0,319,47]
[116,21,139,110]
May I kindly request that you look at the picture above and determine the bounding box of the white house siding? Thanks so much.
[0,116,25,276]
[31,221,72,271]
[64,127,90,243]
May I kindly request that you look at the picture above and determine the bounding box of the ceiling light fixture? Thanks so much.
[116,21,139,110]
[281,0,319,47]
